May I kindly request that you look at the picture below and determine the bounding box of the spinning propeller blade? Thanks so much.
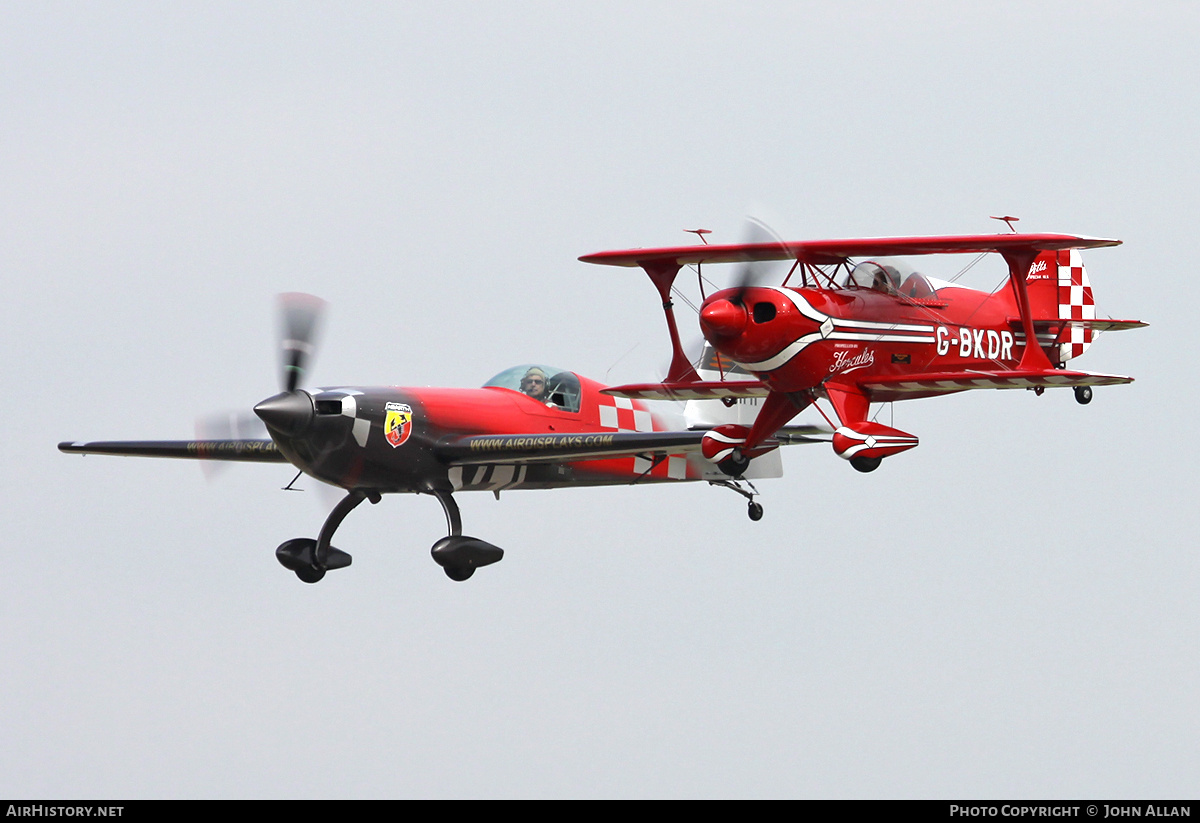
[279,292,326,393]
[194,411,270,480]
[701,217,789,339]
[255,293,326,435]
[730,216,789,301]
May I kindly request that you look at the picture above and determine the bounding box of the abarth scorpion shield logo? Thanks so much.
[384,402,414,448]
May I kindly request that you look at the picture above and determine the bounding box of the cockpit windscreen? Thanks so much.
[483,364,582,412]
[843,260,939,299]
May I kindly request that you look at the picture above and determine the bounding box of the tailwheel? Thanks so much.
[747,501,764,521]
[1074,386,1093,405]
[850,455,882,473]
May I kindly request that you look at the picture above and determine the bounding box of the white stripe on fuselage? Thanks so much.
[733,288,937,372]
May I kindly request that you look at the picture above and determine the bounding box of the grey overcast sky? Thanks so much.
[2,2,1196,798]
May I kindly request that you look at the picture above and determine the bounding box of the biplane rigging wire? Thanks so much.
[949,252,988,284]
[670,282,701,315]
[603,341,643,385]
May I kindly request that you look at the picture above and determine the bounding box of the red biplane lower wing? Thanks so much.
[857,369,1133,402]
[58,439,288,462]
[601,380,769,401]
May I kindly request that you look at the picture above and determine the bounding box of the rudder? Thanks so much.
[1023,248,1095,363]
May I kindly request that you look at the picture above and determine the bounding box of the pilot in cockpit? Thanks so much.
[846,261,902,295]
[871,264,901,294]
[520,367,555,406]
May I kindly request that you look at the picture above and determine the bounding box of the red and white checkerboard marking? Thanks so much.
[596,396,689,479]
[597,395,654,433]
[1056,248,1094,361]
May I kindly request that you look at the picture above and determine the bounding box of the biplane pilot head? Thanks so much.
[872,264,901,294]
[520,367,550,401]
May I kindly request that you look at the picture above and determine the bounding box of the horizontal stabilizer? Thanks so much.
[58,439,287,462]
[1014,317,1148,333]
[603,380,770,401]
[1071,319,1147,333]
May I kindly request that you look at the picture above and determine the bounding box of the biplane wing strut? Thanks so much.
[640,260,701,384]
[1001,247,1055,371]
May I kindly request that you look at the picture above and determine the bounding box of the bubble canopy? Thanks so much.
[483,364,582,412]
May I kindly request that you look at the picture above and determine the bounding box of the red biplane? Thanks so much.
[581,230,1145,475]
[60,295,825,583]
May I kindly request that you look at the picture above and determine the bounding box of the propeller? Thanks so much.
[191,293,333,489]
[194,410,269,480]
[700,217,789,338]
[278,292,326,393]
[254,293,327,435]
[730,216,789,301]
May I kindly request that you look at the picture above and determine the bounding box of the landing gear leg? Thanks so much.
[426,487,503,581]
[275,488,381,584]
[709,478,764,521]
[430,488,462,537]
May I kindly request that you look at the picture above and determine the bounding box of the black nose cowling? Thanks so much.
[254,390,315,435]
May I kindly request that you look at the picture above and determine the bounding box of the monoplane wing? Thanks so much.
[436,426,828,467]
[856,368,1133,402]
[580,233,1120,268]
[58,439,288,462]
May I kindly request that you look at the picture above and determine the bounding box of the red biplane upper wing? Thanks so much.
[580,233,1121,268]
[436,426,827,466]
[856,368,1133,402]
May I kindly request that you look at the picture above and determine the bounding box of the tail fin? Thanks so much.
[1023,249,1095,363]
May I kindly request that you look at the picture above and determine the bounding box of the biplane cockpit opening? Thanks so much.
[844,261,901,293]
[483,364,583,412]
[844,260,939,299]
